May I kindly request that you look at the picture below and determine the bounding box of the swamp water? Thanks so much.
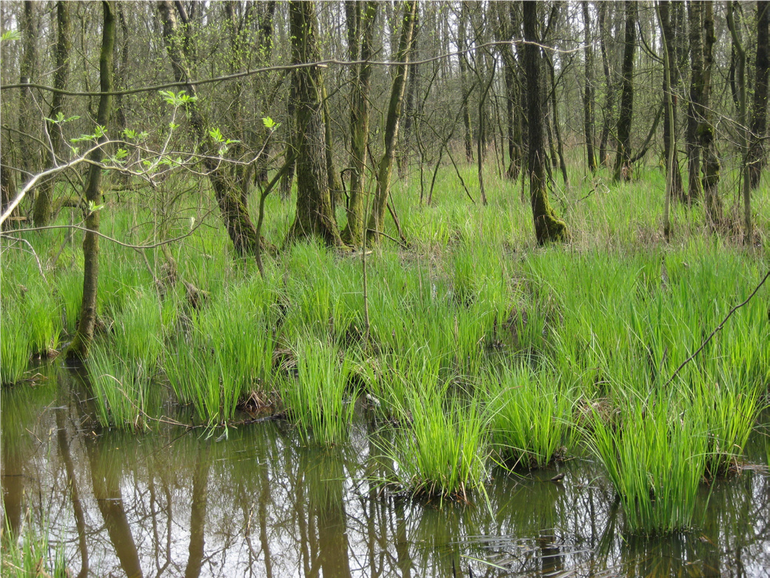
[2,365,768,578]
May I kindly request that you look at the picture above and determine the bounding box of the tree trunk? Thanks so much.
[598,2,615,168]
[19,1,39,188]
[701,2,722,224]
[687,0,704,202]
[33,1,70,227]
[66,1,115,360]
[659,0,684,201]
[748,1,770,189]
[341,1,377,247]
[523,1,567,245]
[582,1,597,173]
[458,2,473,163]
[613,1,637,182]
[658,1,675,241]
[727,0,752,241]
[367,0,417,244]
[157,0,262,256]
[286,1,342,247]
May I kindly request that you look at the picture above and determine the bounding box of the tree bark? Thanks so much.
[33,1,71,227]
[581,1,597,173]
[701,2,722,224]
[613,1,637,182]
[598,2,615,168]
[367,0,418,244]
[341,1,377,246]
[458,2,474,163]
[523,1,567,245]
[659,0,684,201]
[66,1,115,360]
[748,1,770,189]
[286,1,342,246]
[727,0,752,241]
[18,1,39,188]
[687,0,704,202]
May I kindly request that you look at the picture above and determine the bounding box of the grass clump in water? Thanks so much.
[1,304,30,385]
[279,336,356,446]
[484,363,574,469]
[89,341,151,430]
[384,383,488,503]
[588,394,707,535]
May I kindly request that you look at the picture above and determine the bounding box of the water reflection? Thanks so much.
[1,371,768,577]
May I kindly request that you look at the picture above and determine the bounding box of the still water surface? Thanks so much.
[2,366,768,577]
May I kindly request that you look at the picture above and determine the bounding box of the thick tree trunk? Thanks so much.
[523,2,567,245]
[581,1,596,173]
[367,1,418,244]
[66,1,115,360]
[748,1,770,189]
[613,1,637,182]
[341,1,377,246]
[157,0,262,256]
[286,1,342,246]
[34,1,70,227]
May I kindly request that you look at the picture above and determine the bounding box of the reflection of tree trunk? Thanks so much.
[523,1,567,245]
[56,408,89,578]
[87,440,143,578]
[286,1,342,246]
[613,1,636,182]
[367,1,417,244]
[185,448,211,578]
[257,461,274,578]
[394,498,413,578]
[34,1,71,227]
[0,433,24,539]
[66,0,115,360]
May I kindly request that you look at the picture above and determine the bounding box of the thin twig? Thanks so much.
[664,268,770,387]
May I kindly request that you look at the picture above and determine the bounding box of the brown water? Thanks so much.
[2,366,769,577]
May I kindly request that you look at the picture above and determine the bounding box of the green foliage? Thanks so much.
[588,394,708,535]
[280,336,356,446]
[383,383,488,502]
[484,363,574,469]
